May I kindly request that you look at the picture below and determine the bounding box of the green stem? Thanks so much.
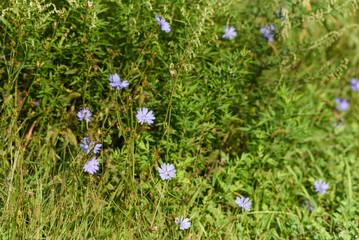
[151,181,167,227]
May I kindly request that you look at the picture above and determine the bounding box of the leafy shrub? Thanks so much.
[0,0,359,239]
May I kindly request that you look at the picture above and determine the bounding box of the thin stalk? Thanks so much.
[151,181,167,227]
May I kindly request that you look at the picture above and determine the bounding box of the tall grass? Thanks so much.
[1,0,359,239]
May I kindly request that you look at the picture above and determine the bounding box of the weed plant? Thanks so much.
[0,0,359,239]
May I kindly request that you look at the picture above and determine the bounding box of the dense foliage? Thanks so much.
[1,0,359,239]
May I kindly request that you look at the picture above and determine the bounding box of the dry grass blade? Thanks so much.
[23,116,41,150]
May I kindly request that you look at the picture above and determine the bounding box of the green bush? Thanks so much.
[1,0,359,239]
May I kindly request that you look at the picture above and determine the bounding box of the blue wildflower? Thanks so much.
[80,137,94,154]
[93,143,102,154]
[222,25,237,40]
[136,107,155,125]
[80,137,102,155]
[175,216,191,230]
[83,157,99,175]
[156,15,171,32]
[120,80,129,89]
[77,108,92,122]
[158,163,176,180]
[335,98,349,111]
[260,25,275,42]
[314,179,329,194]
[108,73,129,91]
[351,78,359,91]
[235,196,252,212]
[108,73,121,89]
